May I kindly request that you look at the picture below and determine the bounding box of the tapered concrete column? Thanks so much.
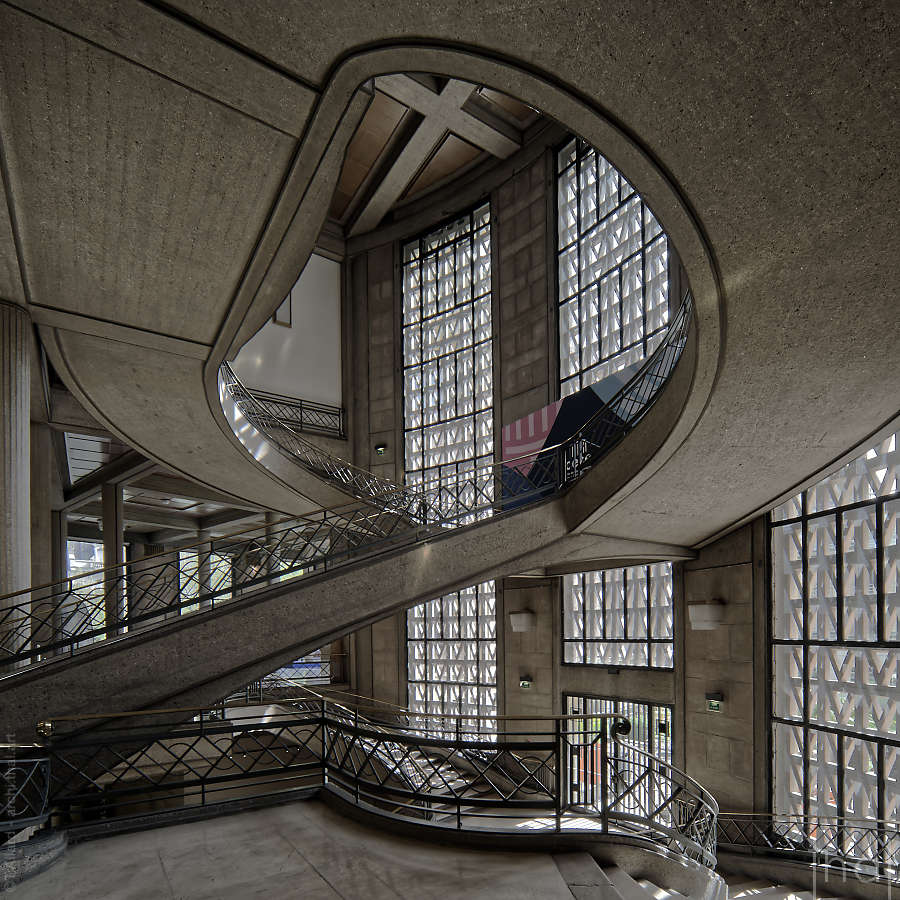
[197,529,212,610]
[30,422,56,655]
[265,511,278,584]
[1,300,31,598]
[102,481,125,630]
[1,300,31,658]
[51,511,68,586]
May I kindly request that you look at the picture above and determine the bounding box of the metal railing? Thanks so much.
[41,689,717,867]
[0,293,693,671]
[1,746,50,836]
[718,812,899,883]
[237,387,345,438]
[219,290,694,519]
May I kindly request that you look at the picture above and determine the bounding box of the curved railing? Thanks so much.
[42,689,717,868]
[1,746,50,836]
[0,293,693,671]
[220,290,695,522]
[718,812,899,884]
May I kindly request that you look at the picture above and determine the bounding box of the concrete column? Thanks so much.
[196,529,212,610]
[30,423,54,587]
[51,511,68,586]
[264,511,278,584]
[1,300,31,598]
[1,300,31,658]
[29,422,55,655]
[101,481,124,630]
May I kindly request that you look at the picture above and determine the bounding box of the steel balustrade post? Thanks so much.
[600,720,609,833]
[354,705,360,804]
[555,716,563,832]
[321,697,328,786]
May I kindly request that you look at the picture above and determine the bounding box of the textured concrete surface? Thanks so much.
[0,3,894,536]
[10,799,574,899]
[0,300,30,597]
[682,525,764,813]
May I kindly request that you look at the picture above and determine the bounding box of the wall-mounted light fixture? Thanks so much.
[509,610,537,632]
[374,443,387,456]
[688,597,727,630]
[519,675,533,689]
[705,691,724,712]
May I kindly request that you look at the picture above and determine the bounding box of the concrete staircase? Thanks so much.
[721,873,846,900]
[551,854,849,900]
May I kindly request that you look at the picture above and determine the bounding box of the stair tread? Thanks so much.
[553,852,612,887]
[553,855,625,900]
[637,878,685,900]
[603,866,656,900]
[728,881,782,894]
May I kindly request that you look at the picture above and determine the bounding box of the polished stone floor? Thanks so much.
[10,799,575,899]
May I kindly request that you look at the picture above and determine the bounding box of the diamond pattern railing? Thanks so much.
[563,723,718,867]
[1,747,50,836]
[42,691,717,868]
[718,813,900,883]
[0,293,693,673]
[220,291,693,522]
[238,388,344,438]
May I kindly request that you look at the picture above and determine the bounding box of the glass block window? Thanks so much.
[771,430,899,828]
[407,582,498,735]
[565,694,673,765]
[179,550,200,614]
[66,540,107,633]
[402,202,493,500]
[562,563,674,668]
[402,204,496,731]
[557,137,669,397]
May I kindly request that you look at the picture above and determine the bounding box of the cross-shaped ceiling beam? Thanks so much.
[349,76,522,236]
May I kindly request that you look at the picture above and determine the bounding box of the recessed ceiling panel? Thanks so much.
[0,7,295,344]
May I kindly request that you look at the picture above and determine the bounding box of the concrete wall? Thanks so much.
[680,521,768,813]
[351,612,404,708]
[501,578,555,723]
[348,152,555,708]
[232,253,342,406]
[343,137,769,816]
[494,151,553,427]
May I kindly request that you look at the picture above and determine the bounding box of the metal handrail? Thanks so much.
[0,293,693,671]
[717,811,899,883]
[237,385,345,438]
[44,689,717,868]
[219,291,694,519]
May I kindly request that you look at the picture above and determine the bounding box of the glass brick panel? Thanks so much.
[557,137,669,393]
[771,428,900,830]
[562,564,673,669]
[402,204,496,733]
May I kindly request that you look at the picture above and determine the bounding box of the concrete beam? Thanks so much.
[47,385,111,438]
[78,500,198,533]
[131,473,262,511]
[375,76,520,157]
[61,451,156,511]
[348,114,448,236]
[350,77,522,236]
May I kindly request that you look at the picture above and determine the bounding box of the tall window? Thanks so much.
[402,204,497,730]
[557,137,669,396]
[401,202,493,498]
[771,430,899,826]
[562,563,674,668]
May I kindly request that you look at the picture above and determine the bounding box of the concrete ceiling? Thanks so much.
[330,76,537,233]
[0,0,897,548]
